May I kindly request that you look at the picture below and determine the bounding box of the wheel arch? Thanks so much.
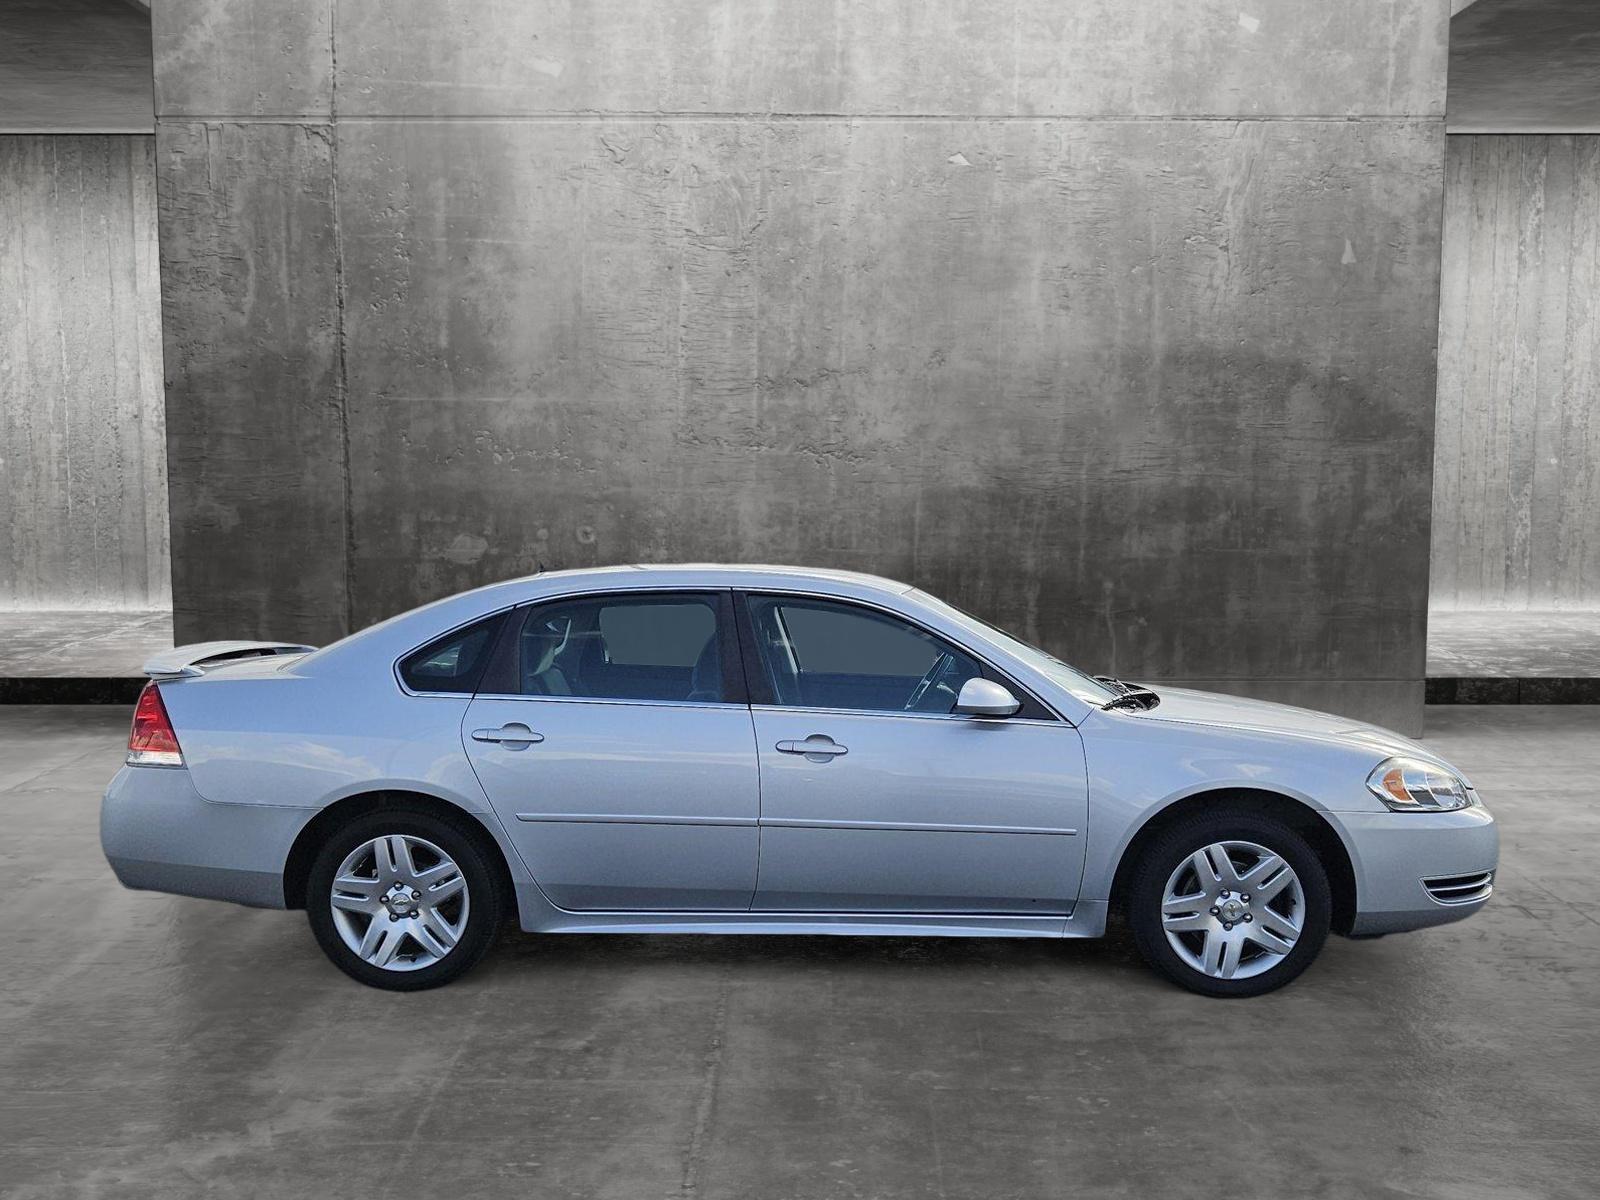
[282,789,518,915]
[1107,788,1358,935]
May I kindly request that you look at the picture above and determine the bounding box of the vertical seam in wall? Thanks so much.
[1420,118,1450,667]
[328,0,355,637]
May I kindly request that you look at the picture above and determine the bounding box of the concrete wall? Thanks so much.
[0,134,168,610]
[1432,135,1600,610]
[154,0,1448,732]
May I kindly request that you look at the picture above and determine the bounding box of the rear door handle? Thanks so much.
[776,735,848,761]
[471,723,544,748]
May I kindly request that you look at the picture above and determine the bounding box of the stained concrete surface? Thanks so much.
[2,704,1596,1199]
[153,0,1448,737]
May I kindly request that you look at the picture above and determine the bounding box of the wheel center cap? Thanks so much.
[1219,898,1246,922]
[384,886,414,914]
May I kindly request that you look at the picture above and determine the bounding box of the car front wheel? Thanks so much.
[306,810,502,991]
[1128,811,1331,998]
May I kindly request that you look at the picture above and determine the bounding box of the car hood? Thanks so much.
[1124,685,1430,758]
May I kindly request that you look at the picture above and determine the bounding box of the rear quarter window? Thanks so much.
[398,614,504,694]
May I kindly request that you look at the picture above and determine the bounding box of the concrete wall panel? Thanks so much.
[0,135,168,609]
[155,0,1449,732]
[330,0,1445,119]
[338,117,1442,696]
[156,122,347,642]
[1431,135,1600,609]
[152,0,332,118]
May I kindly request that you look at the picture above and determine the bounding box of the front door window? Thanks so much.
[745,596,982,714]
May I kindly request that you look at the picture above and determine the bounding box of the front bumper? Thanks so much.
[1334,803,1499,936]
[101,765,309,908]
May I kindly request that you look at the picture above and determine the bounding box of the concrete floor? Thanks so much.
[3,706,1597,1199]
[1427,609,1600,677]
[0,610,171,677]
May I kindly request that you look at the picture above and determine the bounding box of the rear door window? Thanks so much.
[516,593,729,703]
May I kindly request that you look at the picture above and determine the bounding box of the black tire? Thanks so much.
[1127,810,1331,998]
[306,809,504,991]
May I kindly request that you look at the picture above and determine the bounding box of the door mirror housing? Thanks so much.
[954,678,1021,718]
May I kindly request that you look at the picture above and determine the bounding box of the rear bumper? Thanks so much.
[1335,804,1499,936]
[101,766,307,908]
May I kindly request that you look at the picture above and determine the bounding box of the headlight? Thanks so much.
[1366,756,1471,812]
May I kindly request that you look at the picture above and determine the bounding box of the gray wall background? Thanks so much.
[154,0,1448,733]
[1431,135,1600,610]
[0,134,168,610]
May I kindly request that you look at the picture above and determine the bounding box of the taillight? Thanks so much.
[128,682,184,767]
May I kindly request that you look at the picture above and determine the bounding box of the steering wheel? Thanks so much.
[903,652,954,712]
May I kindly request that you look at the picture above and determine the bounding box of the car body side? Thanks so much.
[101,565,1498,939]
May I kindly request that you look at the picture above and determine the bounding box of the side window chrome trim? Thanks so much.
[749,703,1065,729]
[473,693,748,712]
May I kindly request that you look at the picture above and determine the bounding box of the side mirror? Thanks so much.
[954,677,1020,718]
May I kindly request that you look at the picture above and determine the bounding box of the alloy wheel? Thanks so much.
[327,834,471,971]
[1160,840,1305,980]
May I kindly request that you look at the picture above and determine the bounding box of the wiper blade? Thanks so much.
[1102,690,1159,711]
[1094,676,1160,710]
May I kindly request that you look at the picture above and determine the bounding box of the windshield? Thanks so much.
[908,590,1120,707]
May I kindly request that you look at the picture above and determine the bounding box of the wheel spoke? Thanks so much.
[1238,853,1285,890]
[392,836,420,883]
[1163,911,1213,933]
[408,919,447,959]
[1163,892,1208,916]
[1251,864,1297,904]
[1201,930,1227,976]
[331,891,379,914]
[357,915,405,966]
[1217,934,1243,978]
[372,836,398,880]
[1257,906,1301,943]
[424,871,465,904]
[1246,923,1295,957]
[421,906,460,948]
[1188,849,1221,887]
[411,909,459,959]
[333,873,380,897]
[1208,845,1244,888]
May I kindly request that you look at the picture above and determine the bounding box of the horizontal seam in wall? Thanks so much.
[154,113,1446,125]
[1446,125,1600,135]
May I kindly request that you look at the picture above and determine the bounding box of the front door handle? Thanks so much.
[776,735,848,762]
[471,723,544,749]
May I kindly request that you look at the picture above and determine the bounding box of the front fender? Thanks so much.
[1078,711,1381,902]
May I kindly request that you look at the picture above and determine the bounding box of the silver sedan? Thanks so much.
[102,565,1498,997]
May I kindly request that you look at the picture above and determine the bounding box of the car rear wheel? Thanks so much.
[306,810,502,991]
[1128,811,1331,998]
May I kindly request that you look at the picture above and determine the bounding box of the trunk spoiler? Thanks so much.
[142,641,317,679]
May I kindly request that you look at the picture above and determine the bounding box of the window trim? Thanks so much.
[474,588,748,708]
[732,590,1060,722]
